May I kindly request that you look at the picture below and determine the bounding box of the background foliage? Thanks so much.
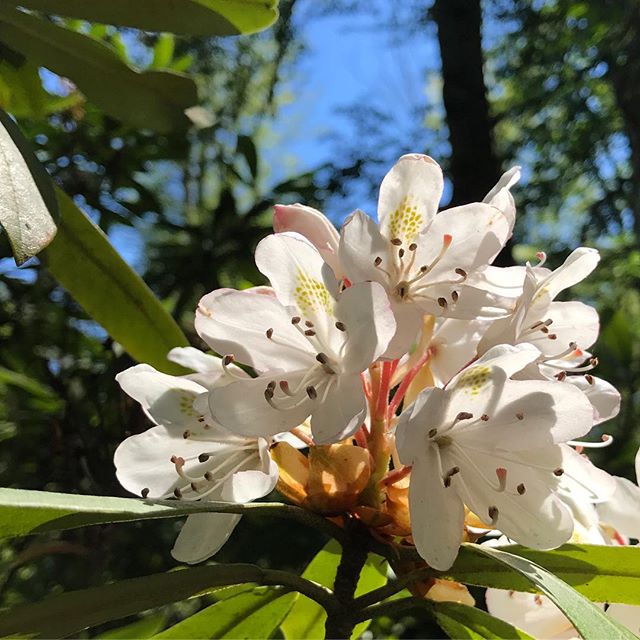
[1,0,639,637]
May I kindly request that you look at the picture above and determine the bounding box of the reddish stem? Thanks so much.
[375,360,398,421]
[387,350,432,418]
[380,465,412,487]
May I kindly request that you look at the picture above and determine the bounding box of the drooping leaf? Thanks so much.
[15,0,279,36]
[0,564,275,638]
[468,544,637,640]
[153,587,296,638]
[0,7,197,133]
[43,189,189,374]
[444,544,640,606]
[0,107,57,264]
[433,602,534,640]
[96,614,167,639]
[281,540,388,640]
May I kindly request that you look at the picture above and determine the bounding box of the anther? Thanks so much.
[409,243,418,251]
[553,467,564,477]
[190,482,199,492]
[443,466,460,488]
[515,412,524,421]
[455,268,467,279]
[496,467,507,491]
[590,357,598,367]
[585,374,594,385]
[223,354,235,366]
[198,453,210,463]
[541,326,549,334]
[451,291,459,302]
[279,380,292,395]
[266,327,274,339]
[304,329,316,336]
[197,416,205,422]
[548,333,557,340]
[316,353,329,365]
[555,371,567,381]
[517,483,526,495]
[374,256,382,266]
[335,321,346,331]
[569,341,577,350]
[419,265,428,273]
[391,238,402,246]
[488,506,499,525]
[455,412,473,422]
[399,248,405,258]
[204,471,213,481]
[428,428,438,438]
[306,385,318,400]
[267,380,276,392]
[437,297,448,309]
[291,316,301,325]
[481,414,489,421]
[305,320,314,328]
[173,488,182,499]
[141,488,150,498]
[183,430,191,439]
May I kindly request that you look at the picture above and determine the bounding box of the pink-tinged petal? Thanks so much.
[335,282,396,372]
[378,154,443,242]
[310,374,367,444]
[483,166,521,233]
[195,288,313,372]
[535,247,600,303]
[607,604,640,635]
[116,364,206,428]
[524,301,599,355]
[566,375,620,425]
[208,372,312,438]
[339,209,389,285]
[171,513,241,564]
[273,204,342,277]
[453,447,574,550]
[409,446,465,571]
[415,203,511,281]
[597,476,640,538]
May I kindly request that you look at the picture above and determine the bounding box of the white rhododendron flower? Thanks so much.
[114,357,277,564]
[396,344,593,570]
[196,232,395,444]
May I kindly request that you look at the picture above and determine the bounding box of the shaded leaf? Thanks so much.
[0,107,57,264]
[237,134,259,180]
[0,7,197,133]
[16,0,279,36]
[96,614,167,639]
[43,189,189,374]
[153,588,296,638]
[433,602,534,639]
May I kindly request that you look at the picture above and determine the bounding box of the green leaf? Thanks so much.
[16,0,279,36]
[445,544,640,606]
[468,545,637,640]
[237,134,259,180]
[0,7,198,133]
[0,564,277,638]
[153,588,296,638]
[433,602,534,640]
[152,34,176,69]
[0,107,57,264]
[96,614,167,639]
[43,189,189,374]
[281,540,387,640]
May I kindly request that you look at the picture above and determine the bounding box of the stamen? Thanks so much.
[428,428,438,438]
[316,352,329,364]
[515,412,524,421]
[536,251,547,267]
[305,320,314,328]
[451,290,459,302]
[279,380,294,396]
[455,268,467,279]
[495,467,507,492]
[481,414,489,421]
[553,467,564,476]
[198,453,210,463]
[585,374,594,384]
[391,238,402,246]
[555,371,567,381]
[409,243,417,251]
[488,506,499,526]
[335,321,346,331]
[443,466,460,488]
[306,385,318,400]
[455,412,473,422]
[141,488,150,498]
[437,297,448,309]
[291,316,301,325]
[183,430,191,439]
[547,333,557,340]
[398,248,405,258]
[174,488,182,499]
[304,329,316,336]
[222,354,247,380]
[568,434,613,449]
[266,327,274,339]
[517,483,526,495]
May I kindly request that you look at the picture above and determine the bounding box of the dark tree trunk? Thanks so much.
[432,0,511,265]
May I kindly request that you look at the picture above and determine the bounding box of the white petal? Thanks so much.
[195,288,314,372]
[378,154,443,242]
[559,444,616,504]
[336,282,396,372]
[209,372,313,438]
[535,247,600,303]
[221,439,279,502]
[607,604,640,635]
[381,299,424,359]
[310,374,367,444]
[483,166,521,232]
[597,476,640,538]
[339,209,390,285]
[273,204,342,277]
[409,447,465,571]
[566,375,621,425]
[167,347,224,374]
[171,513,241,564]
[116,364,205,428]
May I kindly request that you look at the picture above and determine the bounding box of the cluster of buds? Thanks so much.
[114,155,634,616]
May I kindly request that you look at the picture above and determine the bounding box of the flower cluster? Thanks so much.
[114,154,630,587]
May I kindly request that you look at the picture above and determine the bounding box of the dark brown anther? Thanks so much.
[304,329,316,336]
[222,354,234,365]
[170,455,178,463]
[264,387,275,401]
[399,248,405,259]
[553,467,564,477]
[419,265,428,273]
[569,341,577,350]
[267,380,276,391]
[555,371,567,381]
[190,482,199,492]
[409,243,418,251]
[173,488,182,498]
[517,483,526,495]
[391,238,402,246]
[197,416,205,422]
[374,256,383,266]
[335,321,346,331]
[266,327,274,339]
[488,506,499,522]
[316,353,329,364]
[451,291,459,302]
[305,320,314,328]
[455,267,467,278]
[306,385,318,400]
[428,428,438,438]
[585,374,594,385]
[182,430,191,439]
[198,453,210,463]
[548,333,558,340]
[291,316,301,325]
[541,326,549,334]
[141,488,150,498]
[481,414,489,421]
[590,357,599,367]
[515,412,524,421]
[437,297,448,308]
[204,471,213,481]
[456,412,473,421]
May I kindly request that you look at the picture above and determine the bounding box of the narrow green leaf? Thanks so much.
[0,107,57,264]
[469,545,637,640]
[16,0,279,36]
[0,564,273,638]
[0,7,197,133]
[43,189,189,374]
[96,614,167,639]
[237,134,259,180]
[153,588,296,638]
[444,544,640,606]
[152,34,175,69]
[433,602,534,640]
[281,540,387,640]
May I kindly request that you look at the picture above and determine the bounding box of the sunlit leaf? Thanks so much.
[0,107,57,264]
[43,189,189,374]
[0,7,197,133]
[16,0,279,36]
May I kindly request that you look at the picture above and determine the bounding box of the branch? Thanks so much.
[352,566,434,609]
